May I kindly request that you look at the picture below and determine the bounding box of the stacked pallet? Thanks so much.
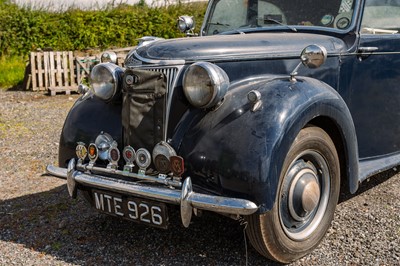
[29,48,130,95]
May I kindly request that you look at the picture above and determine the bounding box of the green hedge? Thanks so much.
[0,1,207,57]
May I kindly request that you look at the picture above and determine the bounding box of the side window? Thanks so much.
[361,0,400,34]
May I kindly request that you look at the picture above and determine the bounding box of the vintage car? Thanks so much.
[46,0,400,263]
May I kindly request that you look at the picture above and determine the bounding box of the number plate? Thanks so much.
[91,190,168,229]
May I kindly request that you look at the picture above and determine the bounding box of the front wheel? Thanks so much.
[246,126,340,263]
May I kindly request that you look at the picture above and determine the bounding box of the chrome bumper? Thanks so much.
[46,159,259,227]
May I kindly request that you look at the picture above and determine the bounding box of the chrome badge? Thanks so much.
[136,148,151,175]
[76,142,87,162]
[154,154,170,174]
[107,142,120,170]
[170,156,185,177]
[88,143,98,166]
[123,146,136,172]
[125,74,140,85]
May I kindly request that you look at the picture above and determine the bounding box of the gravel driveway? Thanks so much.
[0,90,399,265]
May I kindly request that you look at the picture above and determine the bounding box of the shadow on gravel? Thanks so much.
[2,170,396,265]
[339,167,400,203]
[0,184,275,265]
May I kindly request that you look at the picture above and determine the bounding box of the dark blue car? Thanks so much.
[47,0,400,262]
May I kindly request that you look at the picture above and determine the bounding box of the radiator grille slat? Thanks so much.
[141,67,179,140]
[145,67,178,93]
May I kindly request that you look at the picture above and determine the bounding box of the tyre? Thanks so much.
[246,126,340,263]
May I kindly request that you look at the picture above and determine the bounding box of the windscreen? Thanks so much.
[203,0,355,35]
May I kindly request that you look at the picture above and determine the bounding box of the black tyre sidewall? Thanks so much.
[248,127,340,263]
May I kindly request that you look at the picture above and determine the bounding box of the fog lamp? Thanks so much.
[95,132,115,161]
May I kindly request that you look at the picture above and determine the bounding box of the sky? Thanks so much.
[12,0,204,10]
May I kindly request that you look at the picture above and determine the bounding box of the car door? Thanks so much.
[344,0,400,158]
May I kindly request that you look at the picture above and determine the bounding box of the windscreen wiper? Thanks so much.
[208,22,230,26]
[263,17,297,32]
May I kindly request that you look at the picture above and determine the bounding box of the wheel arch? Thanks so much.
[178,75,360,213]
[266,106,359,210]
[253,76,360,213]
[307,116,353,198]
[58,94,123,167]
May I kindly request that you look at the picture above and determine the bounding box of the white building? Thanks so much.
[12,0,206,10]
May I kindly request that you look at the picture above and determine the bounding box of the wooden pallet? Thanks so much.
[30,49,130,95]
[30,51,77,95]
[75,56,98,85]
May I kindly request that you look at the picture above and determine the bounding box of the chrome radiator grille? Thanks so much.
[129,66,183,141]
[142,67,179,94]
[146,67,178,140]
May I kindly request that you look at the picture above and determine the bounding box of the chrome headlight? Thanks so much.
[90,63,123,101]
[177,15,195,33]
[100,51,117,64]
[183,62,229,108]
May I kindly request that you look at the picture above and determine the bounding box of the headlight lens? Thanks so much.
[183,62,229,108]
[90,63,123,101]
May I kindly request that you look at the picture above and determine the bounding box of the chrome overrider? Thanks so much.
[46,159,259,227]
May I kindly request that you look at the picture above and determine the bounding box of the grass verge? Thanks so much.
[0,56,26,90]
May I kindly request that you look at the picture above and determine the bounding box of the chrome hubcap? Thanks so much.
[288,168,321,222]
[301,177,321,213]
[279,151,330,241]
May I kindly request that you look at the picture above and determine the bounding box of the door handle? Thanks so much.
[358,47,378,53]
[357,47,378,61]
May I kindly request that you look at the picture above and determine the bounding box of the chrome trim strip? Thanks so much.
[165,66,185,140]
[47,160,259,226]
[132,50,185,66]
[200,0,217,36]
[359,151,400,183]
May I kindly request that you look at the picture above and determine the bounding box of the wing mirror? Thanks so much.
[290,44,327,82]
